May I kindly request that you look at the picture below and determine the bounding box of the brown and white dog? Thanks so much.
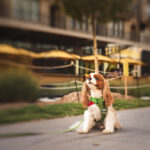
[77,73,121,134]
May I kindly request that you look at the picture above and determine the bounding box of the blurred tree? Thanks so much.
[56,0,132,72]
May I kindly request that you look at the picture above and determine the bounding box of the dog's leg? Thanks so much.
[103,106,116,134]
[77,110,94,134]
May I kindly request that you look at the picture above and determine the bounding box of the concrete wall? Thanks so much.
[0,0,14,17]
[124,18,140,41]
[39,0,50,25]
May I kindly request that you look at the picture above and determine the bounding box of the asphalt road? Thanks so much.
[0,107,150,150]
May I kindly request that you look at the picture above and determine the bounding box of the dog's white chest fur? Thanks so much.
[90,89,102,98]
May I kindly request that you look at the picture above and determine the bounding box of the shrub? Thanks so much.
[0,69,40,103]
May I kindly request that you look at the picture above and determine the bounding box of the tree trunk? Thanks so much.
[92,17,99,72]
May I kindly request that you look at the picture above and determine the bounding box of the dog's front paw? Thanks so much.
[77,129,88,134]
[102,129,114,134]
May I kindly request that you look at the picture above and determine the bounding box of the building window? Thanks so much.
[50,5,60,27]
[14,0,39,22]
[85,21,89,32]
[76,21,82,30]
[110,22,114,36]
[71,18,76,29]
[83,16,88,32]
[110,22,123,37]
[114,23,119,37]
[119,21,124,38]
[146,4,150,19]
[32,0,39,22]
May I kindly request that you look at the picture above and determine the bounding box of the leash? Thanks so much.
[0,119,84,139]
[0,100,105,139]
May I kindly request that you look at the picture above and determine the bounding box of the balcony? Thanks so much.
[0,9,150,49]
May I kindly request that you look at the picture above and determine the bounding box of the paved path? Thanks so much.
[0,107,150,150]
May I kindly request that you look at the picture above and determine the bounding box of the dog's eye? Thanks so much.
[94,76,99,80]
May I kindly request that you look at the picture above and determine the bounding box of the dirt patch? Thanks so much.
[38,91,134,105]
[112,92,134,100]
[60,92,81,103]
[60,91,134,103]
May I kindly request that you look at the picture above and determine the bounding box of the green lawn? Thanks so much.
[0,99,150,124]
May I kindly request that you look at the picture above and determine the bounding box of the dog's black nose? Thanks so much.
[87,77,92,80]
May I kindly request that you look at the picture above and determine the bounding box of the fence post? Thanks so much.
[75,60,79,75]
[124,76,128,99]
[123,62,129,100]
[136,76,141,97]
[74,74,80,101]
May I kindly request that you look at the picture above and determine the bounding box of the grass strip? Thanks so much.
[0,99,150,124]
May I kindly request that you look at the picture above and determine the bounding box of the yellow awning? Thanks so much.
[0,44,21,55]
[0,45,81,60]
[70,54,81,60]
[0,44,37,58]
[82,55,114,63]
[35,50,76,60]
[18,48,38,58]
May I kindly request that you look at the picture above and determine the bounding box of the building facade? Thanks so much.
[1,0,150,54]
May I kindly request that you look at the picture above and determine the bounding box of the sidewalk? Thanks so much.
[0,107,150,150]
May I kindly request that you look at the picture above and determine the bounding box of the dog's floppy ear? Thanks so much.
[102,80,114,107]
[81,82,90,108]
